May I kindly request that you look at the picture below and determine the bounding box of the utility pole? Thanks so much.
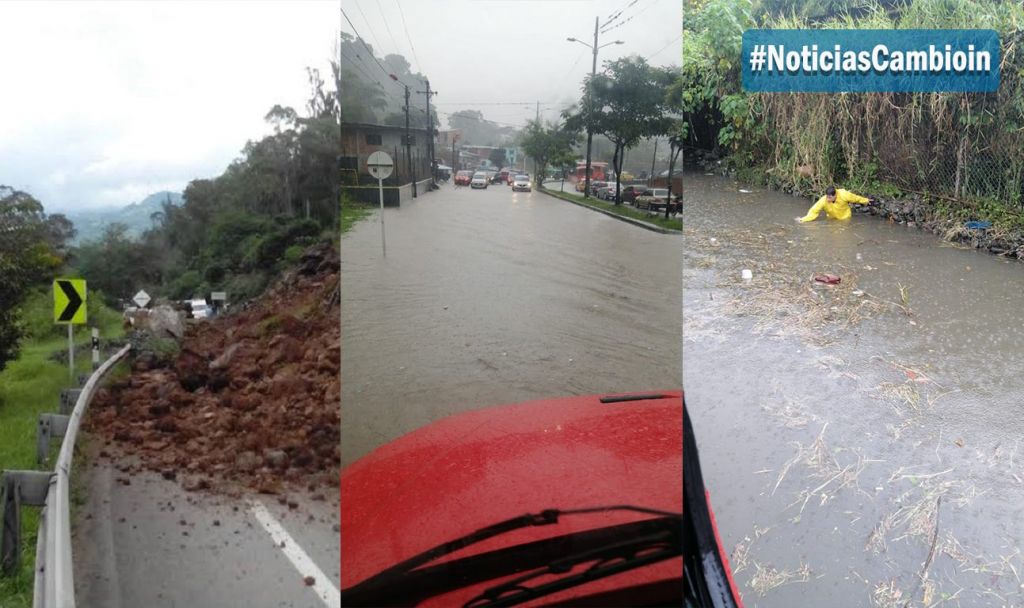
[650,139,658,187]
[452,133,458,173]
[568,22,623,200]
[417,78,438,185]
[392,74,416,198]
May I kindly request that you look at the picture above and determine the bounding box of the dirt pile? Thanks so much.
[87,244,340,495]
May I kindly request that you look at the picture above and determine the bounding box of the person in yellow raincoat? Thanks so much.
[797,186,875,222]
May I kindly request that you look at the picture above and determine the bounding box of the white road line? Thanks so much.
[249,499,341,608]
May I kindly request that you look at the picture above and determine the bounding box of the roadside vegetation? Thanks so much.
[540,186,682,232]
[520,56,684,206]
[683,0,1024,234]
[0,298,123,608]
[341,192,373,235]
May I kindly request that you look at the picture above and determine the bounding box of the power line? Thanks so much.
[353,0,384,58]
[560,47,587,82]
[340,6,411,86]
[642,34,682,62]
[603,0,640,30]
[340,52,386,90]
[601,0,655,33]
[434,101,555,106]
[395,0,423,75]
[377,1,403,59]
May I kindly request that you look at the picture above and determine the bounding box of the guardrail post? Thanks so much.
[59,389,81,416]
[1,471,52,576]
[37,415,71,466]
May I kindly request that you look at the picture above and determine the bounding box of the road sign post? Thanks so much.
[53,278,86,384]
[133,289,151,309]
[367,151,394,257]
[91,327,100,370]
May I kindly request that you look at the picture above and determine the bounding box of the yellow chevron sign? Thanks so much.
[53,278,87,325]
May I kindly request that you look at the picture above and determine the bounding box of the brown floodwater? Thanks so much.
[341,182,681,467]
[684,172,1024,607]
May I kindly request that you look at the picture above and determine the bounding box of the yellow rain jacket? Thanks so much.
[798,189,870,222]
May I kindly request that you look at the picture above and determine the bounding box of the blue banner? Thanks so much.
[742,29,1000,93]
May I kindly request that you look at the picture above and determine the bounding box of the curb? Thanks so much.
[537,186,682,235]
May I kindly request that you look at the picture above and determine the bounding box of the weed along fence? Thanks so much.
[1,343,131,608]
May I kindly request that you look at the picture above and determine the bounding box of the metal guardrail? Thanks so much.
[1,344,131,608]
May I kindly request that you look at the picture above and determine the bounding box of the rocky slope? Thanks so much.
[87,244,339,496]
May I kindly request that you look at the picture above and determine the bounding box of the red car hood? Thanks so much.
[341,391,682,605]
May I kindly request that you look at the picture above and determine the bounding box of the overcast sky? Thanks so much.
[342,0,681,130]
[0,1,339,212]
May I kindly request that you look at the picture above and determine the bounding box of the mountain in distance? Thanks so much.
[66,191,183,245]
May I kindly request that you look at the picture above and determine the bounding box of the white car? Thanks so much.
[190,299,211,319]
[511,175,531,192]
[471,172,489,189]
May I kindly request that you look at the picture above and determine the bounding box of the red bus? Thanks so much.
[574,162,608,191]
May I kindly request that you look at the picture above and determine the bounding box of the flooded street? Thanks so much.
[684,172,1024,607]
[341,183,680,467]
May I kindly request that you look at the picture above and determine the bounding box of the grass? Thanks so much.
[0,316,124,607]
[539,186,683,232]
[341,197,373,235]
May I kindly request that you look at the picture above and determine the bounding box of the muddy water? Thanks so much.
[341,183,680,467]
[685,172,1024,607]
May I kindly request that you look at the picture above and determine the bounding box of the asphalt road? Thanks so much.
[73,445,339,608]
[341,179,681,467]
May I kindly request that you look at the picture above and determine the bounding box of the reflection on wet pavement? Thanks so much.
[685,172,1024,607]
[342,183,681,467]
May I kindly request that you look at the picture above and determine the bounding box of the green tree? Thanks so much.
[74,223,159,304]
[0,186,67,369]
[566,57,674,204]
[519,120,579,185]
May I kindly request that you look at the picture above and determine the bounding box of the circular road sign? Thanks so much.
[367,151,394,180]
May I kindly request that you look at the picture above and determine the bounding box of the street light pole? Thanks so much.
[585,17,597,200]
[567,27,623,200]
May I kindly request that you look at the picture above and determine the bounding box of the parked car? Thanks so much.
[511,174,531,192]
[635,188,671,210]
[621,184,649,204]
[454,170,473,186]
[588,180,609,197]
[471,172,489,189]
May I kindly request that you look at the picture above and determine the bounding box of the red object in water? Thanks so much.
[814,274,842,284]
[341,391,682,607]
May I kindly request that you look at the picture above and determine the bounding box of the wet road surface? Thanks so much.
[684,172,1024,607]
[73,448,340,608]
[341,181,681,467]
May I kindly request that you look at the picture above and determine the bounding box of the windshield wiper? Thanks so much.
[342,505,681,607]
[463,525,680,607]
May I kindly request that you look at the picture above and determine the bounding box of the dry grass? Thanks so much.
[685,226,906,345]
[730,525,772,575]
[772,424,878,518]
[749,561,812,597]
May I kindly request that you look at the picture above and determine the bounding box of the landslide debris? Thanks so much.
[87,244,340,495]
